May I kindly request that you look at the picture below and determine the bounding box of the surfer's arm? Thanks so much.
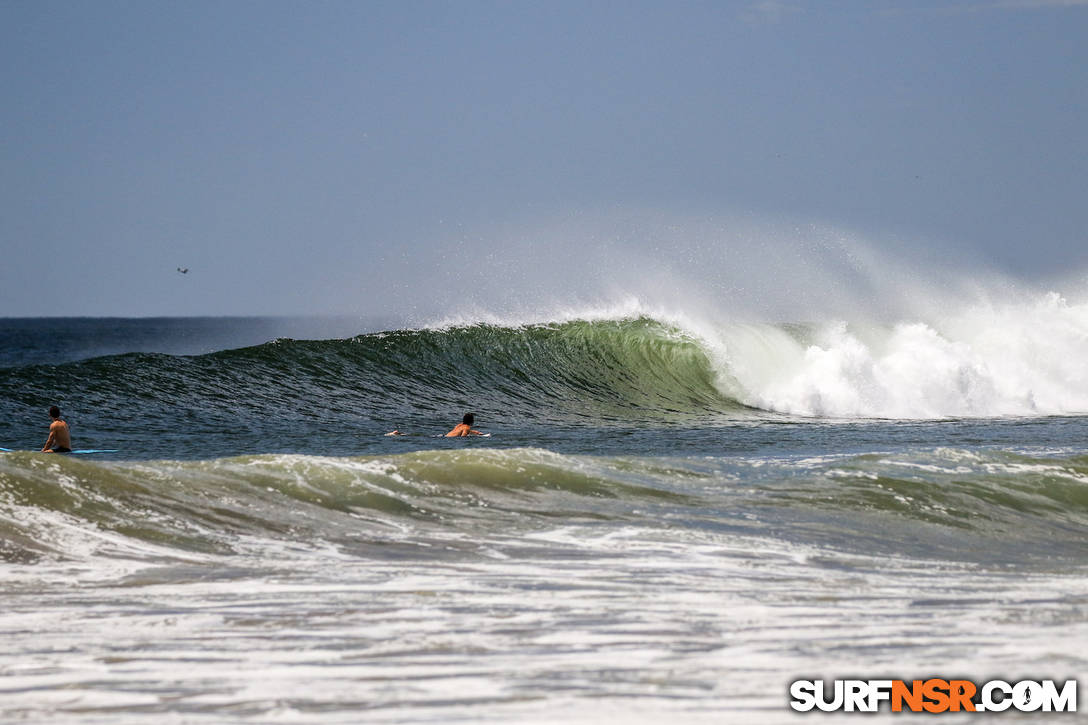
[42,429,56,451]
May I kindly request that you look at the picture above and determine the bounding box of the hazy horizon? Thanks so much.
[3,0,1087,320]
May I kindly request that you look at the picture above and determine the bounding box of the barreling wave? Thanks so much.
[3,291,1088,451]
[0,318,752,449]
[3,447,1087,567]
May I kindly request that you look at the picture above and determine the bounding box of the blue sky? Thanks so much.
[2,0,1086,319]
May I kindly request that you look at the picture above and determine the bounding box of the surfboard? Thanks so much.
[0,447,119,454]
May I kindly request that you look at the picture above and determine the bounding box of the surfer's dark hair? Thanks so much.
[49,406,60,418]
[463,413,474,425]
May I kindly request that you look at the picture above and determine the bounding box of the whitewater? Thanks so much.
[2,288,1088,723]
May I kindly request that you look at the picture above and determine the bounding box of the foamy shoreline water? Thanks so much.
[4,514,1085,723]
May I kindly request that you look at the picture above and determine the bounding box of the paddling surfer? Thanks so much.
[445,413,484,437]
[42,406,72,453]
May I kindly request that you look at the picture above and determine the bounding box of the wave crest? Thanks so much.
[3,292,1088,431]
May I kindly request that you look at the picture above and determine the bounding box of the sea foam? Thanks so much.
[703,291,1088,418]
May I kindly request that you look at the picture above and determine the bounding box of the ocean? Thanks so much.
[2,308,1087,723]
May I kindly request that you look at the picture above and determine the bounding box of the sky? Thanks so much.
[2,0,1086,321]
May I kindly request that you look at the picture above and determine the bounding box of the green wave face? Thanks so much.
[326,318,748,421]
[0,318,755,454]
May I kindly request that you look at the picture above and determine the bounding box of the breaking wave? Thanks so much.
[2,447,1087,566]
[3,290,1088,468]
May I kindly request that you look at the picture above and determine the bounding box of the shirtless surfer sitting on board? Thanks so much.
[42,406,72,453]
[446,413,484,437]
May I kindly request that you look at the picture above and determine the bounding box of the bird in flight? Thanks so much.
[177,267,189,274]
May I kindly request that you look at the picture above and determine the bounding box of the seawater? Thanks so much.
[2,310,1087,723]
